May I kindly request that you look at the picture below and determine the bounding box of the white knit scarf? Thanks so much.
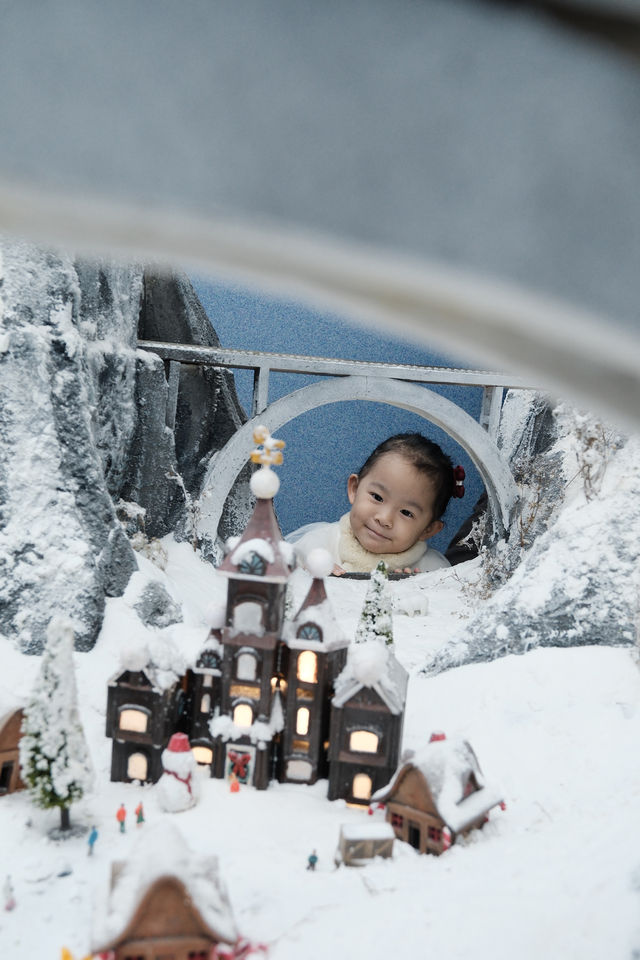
[337,513,427,573]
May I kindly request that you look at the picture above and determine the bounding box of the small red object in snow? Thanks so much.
[500,801,507,811]
[429,731,446,742]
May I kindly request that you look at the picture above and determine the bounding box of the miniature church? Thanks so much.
[106,427,408,806]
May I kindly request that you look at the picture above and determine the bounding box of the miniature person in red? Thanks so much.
[288,434,463,575]
[116,803,126,833]
[135,801,145,826]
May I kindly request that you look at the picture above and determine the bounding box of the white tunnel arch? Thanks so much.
[197,376,519,546]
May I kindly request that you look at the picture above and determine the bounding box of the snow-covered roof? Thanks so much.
[333,640,408,714]
[92,821,237,950]
[218,497,294,582]
[340,822,395,842]
[284,577,348,651]
[373,738,503,834]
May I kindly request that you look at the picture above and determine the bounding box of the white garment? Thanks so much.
[286,513,449,573]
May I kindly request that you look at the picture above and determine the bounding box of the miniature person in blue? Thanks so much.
[87,825,98,855]
[288,434,463,575]
[307,850,318,871]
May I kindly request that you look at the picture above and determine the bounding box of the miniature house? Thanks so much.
[327,641,407,806]
[105,428,408,803]
[335,821,395,867]
[0,709,25,796]
[184,628,223,775]
[92,822,237,960]
[106,668,184,784]
[372,733,504,854]
[279,566,349,785]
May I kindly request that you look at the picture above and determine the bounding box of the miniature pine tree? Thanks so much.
[19,616,93,832]
[354,561,394,646]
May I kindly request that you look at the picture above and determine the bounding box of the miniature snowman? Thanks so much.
[157,733,200,813]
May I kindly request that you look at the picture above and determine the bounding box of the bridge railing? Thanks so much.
[138,339,531,439]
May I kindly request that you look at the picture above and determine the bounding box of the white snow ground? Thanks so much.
[1,538,640,959]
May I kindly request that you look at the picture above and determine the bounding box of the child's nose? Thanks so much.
[375,504,393,527]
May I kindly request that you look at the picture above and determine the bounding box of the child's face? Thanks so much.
[347,452,444,555]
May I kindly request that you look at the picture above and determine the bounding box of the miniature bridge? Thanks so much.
[139,340,531,541]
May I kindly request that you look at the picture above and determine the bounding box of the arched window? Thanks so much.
[118,707,149,734]
[238,552,267,577]
[236,651,258,681]
[297,651,318,683]
[233,601,264,635]
[200,693,211,713]
[349,730,379,753]
[127,752,148,781]
[192,745,213,767]
[297,622,321,643]
[296,707,310,736]
[233,703,253,728]
[352,773,373,801]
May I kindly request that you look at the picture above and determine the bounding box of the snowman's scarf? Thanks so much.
[163,766,193,796]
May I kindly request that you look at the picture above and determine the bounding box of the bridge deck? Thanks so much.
[138,340,531,388]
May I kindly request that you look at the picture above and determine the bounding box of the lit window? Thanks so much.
[237,652,257,681]
[296,707,310,735]
[202,674,213,688]
[233,703,253,728]
[352,773,372,801]
[349,730,379,753]
[119,708,149,733]
[192,746,213,766]
[297,622,321,643]
[200,693,211,713]
[297,651,318,683]
[127,752,148,780]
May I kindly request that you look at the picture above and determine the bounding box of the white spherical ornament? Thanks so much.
[250,467,280,499]
[306,548,334,579]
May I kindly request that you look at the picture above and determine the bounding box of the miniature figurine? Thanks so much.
[135,801,145,826]
[87,825,98,855]
[4,874,15,911]
[306,850,318,871]
[116,803,126,833]
[229,771,240,793]
[157,732,200,812]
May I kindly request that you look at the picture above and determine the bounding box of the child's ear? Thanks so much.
[347,473,359,505]
[419,519,444,541]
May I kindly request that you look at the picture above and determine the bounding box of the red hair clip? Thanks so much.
[452,465,465,498]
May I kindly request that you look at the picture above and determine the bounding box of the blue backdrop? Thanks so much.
[192,276,484,554]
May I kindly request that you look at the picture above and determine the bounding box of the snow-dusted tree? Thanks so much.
[19,616,93,832]
[354,561,394,646]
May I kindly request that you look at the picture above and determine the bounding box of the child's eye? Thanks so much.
[370,492,383,502]
[400,509,414,518]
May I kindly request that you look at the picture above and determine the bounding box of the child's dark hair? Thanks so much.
[357,433,455,520]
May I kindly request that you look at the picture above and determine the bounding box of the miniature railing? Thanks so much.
[138,340,531,439]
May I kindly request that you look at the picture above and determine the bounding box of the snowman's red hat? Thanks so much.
[167,732,191,752]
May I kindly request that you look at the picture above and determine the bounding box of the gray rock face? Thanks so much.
[133,580,182,629]
[0,241,139,652]
[0,242,250,652]
[425,407,638,676]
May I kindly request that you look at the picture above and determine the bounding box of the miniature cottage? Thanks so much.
[279,553,349,785]
[106,666,184,784]
[92,822,237,960]
[0,708,25,795]
[372,733,504,854]
[327,640,408,806]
